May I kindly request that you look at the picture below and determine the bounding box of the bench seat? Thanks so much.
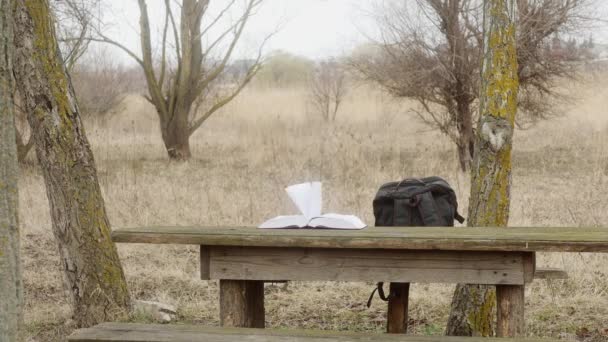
[68,323,557,342]
[534,268,568,280]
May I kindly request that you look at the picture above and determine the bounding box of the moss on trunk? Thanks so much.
[12,0,131,327]
[446,0,519,336]
[0,0,24,339]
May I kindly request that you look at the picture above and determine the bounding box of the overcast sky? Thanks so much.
[99,0,373,63]
[99,0,608,64]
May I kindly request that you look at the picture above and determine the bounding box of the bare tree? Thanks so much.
[13,0,131,327]
[0,0,24,340]
[89,0,269,160]
[309,59,349,122]
[70,48,133,117]
[352,0,596,171]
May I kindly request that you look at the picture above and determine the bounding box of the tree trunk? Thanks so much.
[12,0,131,327]
[450,100,475,172]
[0,0,24,339]
[160,110,192,160]
[445,0,475,172]
[446,0,519,336]
[15,125,34,163]
[456,103,475,172]
[445,284,495,336]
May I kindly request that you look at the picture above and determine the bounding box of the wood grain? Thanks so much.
[496,285,525,337]
[386,283,409,334]
[534,268,568,280]
[112,226,608,253]
[219,280,265,328]
[209,247,527,285]
[200,246,210,280]
[523,252,535,284]
[67,323,558,341]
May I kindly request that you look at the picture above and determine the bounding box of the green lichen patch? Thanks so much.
[24,0,73,130]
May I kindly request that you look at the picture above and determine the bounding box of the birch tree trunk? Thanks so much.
[0,0,24,339]
[12,0,131,327]
[446,0,519,336]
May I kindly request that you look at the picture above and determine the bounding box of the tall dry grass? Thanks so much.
[19,74,608,341]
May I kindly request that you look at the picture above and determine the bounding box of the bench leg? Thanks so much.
[496,285,524,337]
[219,280,265,328]
[386,282,410,334]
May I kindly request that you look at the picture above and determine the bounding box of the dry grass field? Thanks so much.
[19,72,608,341]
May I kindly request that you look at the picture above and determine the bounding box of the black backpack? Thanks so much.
[367,177,464,307]
[373,177,464,227]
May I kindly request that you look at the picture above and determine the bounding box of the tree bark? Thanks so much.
[12,0,131,327]
[445,0,476,172]
[15,125,34,163]
[446,0,519,336]
[456,103,475,172]
[445,284,495,336]
[0,0,24,339]
[160,108,192,160]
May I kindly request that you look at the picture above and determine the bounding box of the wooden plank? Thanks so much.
[386,282,409,334]
[68,322,559,341]
[111,226,608,253]
[209,247,527,285]
[219,280,265,328]
[523,252,535,284]
[534,268,568,280]
[496,285,525,337]
[200,246,210,280]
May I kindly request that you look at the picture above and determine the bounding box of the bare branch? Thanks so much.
[158,2,171,91]
[352,0,598,168]
[195,0,263,93]
[189,27,273,133]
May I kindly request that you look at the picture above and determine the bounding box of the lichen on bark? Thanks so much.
[12,0,131,327]
[446,0,519,336]
[0,0,24,339]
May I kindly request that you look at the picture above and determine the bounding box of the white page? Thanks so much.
[259,182,366,230]
[285,182,322,220]
[309,214,366,230]
[308,216,365,230]
[258,215,308,229]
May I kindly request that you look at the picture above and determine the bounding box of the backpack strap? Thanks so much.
[417,191,465,225]
[366,282,391,308]
[454,211,465,224]
[420,179,466,224]
[416,192,442,226]
[393,199,412,226]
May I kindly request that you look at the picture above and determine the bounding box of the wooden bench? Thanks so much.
[112,226,608,337]
[533,268,568,280]
[68,323,559,341]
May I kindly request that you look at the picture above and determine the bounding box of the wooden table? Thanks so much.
[112,226,608,337]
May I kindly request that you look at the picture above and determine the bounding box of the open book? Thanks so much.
[259,182,366,230]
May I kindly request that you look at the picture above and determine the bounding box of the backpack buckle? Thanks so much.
[406,195,421,207]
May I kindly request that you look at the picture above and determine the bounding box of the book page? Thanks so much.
[309,213,366,229]
[258,215,308,229]
[285,182,322,220]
